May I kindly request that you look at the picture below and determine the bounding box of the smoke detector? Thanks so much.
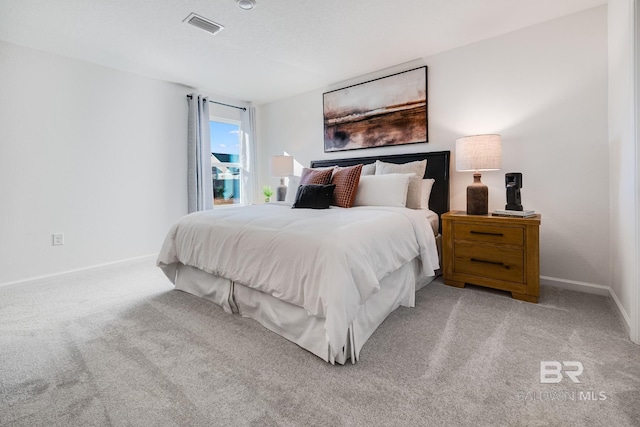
[183,13,225,36]
[237,0,256,10]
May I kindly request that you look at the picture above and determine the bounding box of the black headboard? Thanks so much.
[310,150,450,220]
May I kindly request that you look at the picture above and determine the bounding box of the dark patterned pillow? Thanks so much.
[331,164,363,208]
[292,184,336,209]
[299,167,334,185]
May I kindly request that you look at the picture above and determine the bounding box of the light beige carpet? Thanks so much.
[1,257,639,426]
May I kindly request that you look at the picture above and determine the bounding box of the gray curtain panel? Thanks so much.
[240,106,258,205]
[187,93,213,213]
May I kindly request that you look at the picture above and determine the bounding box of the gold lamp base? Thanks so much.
[466,173,488,215]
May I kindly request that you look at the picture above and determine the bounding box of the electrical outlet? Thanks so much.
[52,233,64,246]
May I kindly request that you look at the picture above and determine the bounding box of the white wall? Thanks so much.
[0,41,191,285]
[636,0,640,345]
[258,7,609,290]
[608,0,639,341]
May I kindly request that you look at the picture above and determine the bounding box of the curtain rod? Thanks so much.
[187,94,247,111]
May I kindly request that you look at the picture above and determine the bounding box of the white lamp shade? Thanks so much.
[270,155,294,177]
[455,134,502,172]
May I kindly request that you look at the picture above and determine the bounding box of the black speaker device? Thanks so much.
[505,172,523,211]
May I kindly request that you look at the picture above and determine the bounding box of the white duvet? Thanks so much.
[157,204,439,357]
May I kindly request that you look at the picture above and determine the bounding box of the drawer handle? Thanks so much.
[470,230,504,237]
[470,258,510,269]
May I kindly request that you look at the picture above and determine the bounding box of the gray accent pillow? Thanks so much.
[360,163,376,176]
[375,159,427,209]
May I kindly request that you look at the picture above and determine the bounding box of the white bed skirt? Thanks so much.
[174,258,436,364]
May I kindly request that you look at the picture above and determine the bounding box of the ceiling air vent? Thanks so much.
[183,13,224,36]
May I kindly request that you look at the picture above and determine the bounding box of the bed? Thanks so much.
[157,151,450,364]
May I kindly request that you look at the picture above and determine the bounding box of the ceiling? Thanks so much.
[0,0,607,105]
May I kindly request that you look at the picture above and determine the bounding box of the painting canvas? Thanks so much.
[323,67,427,152]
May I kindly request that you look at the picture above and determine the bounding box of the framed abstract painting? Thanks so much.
[323,66,428,152]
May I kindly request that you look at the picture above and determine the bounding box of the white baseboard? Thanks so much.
[0,253,158,289]
[540,275,631,334]
[609,286,632,336]
[540,275,610,296]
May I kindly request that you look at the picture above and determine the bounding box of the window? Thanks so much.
[210,118,242,206]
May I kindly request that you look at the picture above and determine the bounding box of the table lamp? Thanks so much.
[455,134,502,215]
[270,155,294,201]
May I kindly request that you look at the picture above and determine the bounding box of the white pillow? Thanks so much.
[421,178,436,209]
[284,175,301,204]
[353,174,413,207]
[375,159,427,209]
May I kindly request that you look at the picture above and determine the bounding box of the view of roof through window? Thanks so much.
[210,120,241,206]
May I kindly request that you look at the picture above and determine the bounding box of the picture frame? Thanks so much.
[323,66,428,152]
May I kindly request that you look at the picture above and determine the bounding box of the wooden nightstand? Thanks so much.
[442,211,541,303]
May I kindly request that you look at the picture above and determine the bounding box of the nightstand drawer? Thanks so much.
[454,242,524,283]
[453,223,524,246]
